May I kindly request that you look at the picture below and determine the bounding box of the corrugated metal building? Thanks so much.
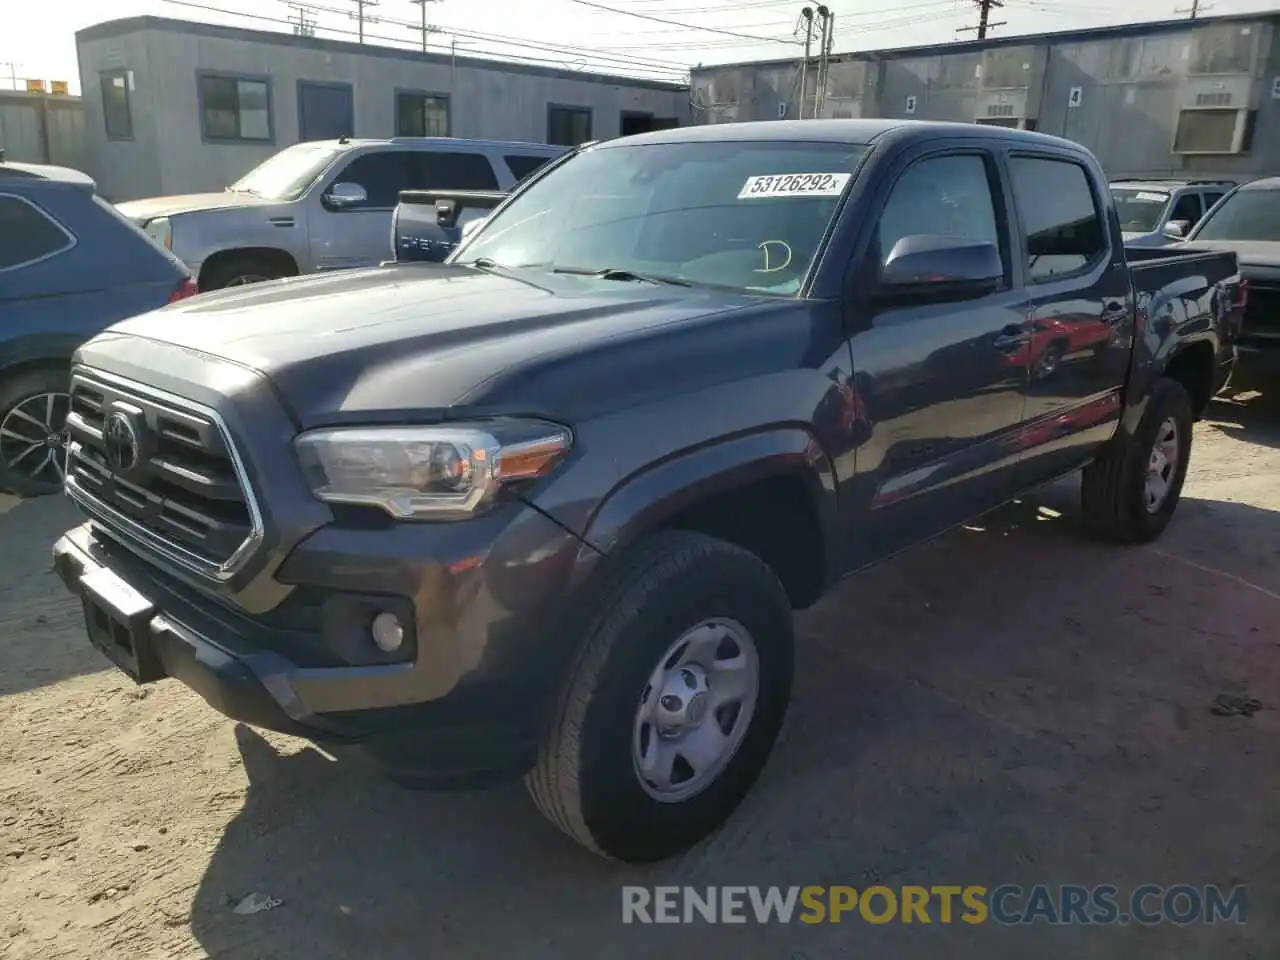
[76,16,691,201]
[0,90,86,169]
[691,11,1280,180]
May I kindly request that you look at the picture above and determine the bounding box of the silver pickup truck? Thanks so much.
[115,137,565,290]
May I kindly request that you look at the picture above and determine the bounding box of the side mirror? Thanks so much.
[325,182,367,208]
[879,234,1003,296]
[1162,220,1189,239]
[436,199,461,229]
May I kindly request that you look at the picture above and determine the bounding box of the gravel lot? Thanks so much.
[1,379,1277,959]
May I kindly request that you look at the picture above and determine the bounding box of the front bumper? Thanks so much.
[53,502,593,784]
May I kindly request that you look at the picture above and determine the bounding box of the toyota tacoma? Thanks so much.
[53,120,1242,863]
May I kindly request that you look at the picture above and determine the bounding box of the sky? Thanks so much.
[3,0,1278,92]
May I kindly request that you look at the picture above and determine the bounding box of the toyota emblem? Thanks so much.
[103,411,141,473]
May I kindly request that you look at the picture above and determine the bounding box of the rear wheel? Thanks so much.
[1081,377,1193,544]
[526,530,794,862]
[0,366,71,498]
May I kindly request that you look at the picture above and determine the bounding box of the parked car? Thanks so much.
[0,161,196,497]
[1181,176,1280,372]
[113,138,567,291]
[1110,178,1235,247]
[52,120,1241,864]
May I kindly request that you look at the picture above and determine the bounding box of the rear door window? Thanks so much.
[414,152,500,191]
[1009,157,1106,281]
[505,154,554,183]
[0,194,75,270]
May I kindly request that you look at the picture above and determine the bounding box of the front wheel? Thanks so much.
[526,531,794,862]
[0,366,71,498]
[1081,377,1193,544]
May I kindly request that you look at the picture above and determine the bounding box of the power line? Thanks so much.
[567,0,803,44]
[335,0,380,42]
[160,0,689,78]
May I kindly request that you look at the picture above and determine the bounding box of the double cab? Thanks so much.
[54,120,1241,864]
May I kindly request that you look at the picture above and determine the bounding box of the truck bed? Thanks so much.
[391,189,509,263]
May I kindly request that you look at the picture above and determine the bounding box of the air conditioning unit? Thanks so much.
[1172,106,1255,154]
[973,89,1037,129]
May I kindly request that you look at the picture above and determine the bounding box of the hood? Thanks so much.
[1180,239,1280,269]
[95,264,777,427]
[114,191,269,223]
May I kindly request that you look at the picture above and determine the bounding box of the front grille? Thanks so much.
[65,369,262,580]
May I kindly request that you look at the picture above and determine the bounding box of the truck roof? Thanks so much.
[307,136,565,153]
[609,118,1086,151]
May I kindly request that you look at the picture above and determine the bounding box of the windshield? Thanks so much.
[455,139,869,295]
[227,142,345,201]
[1191,188,1280,241]
[1111,188,1170,233]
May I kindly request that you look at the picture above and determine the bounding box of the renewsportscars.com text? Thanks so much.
[621,884,1248,926]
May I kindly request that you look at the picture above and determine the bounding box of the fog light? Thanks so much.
[370,611,404,653]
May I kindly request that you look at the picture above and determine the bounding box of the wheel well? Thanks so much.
[655,474,826,610]
[1163,341,1215,420]
[198,247,299,290]
[0,358,69,392]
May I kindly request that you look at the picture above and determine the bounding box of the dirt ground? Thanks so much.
[1,380,1277,960]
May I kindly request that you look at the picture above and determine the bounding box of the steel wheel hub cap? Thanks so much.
[1144,416,1179,513]
[0,392,70,486]
[633,618,760,803]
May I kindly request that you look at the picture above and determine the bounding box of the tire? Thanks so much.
[200,256,290,291]
[0,366,71,498]
[1033,341,1067,382]
[1081,377,1193,544]
[526,530,794,862]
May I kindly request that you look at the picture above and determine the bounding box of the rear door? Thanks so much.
[845,145,1032,566]
[1008,152,1133,484]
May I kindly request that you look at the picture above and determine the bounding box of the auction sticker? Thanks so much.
[738,173,852,199]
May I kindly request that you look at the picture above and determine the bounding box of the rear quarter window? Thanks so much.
[0,193,75,271]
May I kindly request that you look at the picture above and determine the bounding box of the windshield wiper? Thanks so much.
[549,265,693,287]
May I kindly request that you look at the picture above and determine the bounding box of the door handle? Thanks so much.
[993,325,1031,350]
[1101,300,1129,323]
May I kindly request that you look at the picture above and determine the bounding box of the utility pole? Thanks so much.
[1175,0,1210,18]
[958,0,1006,40]
[799,6,814,120]
[819,9,834,116]
[0,60,20,91]
[408,0,442,53]
[811,5,829,118]
[339,0,379,43]
[283,2,318,36]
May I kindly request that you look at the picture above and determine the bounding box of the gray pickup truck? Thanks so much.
[53,120,1241,864]
[115,137,564,289]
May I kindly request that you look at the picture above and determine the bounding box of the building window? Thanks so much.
[100,71,133,140]
[396,92,449,137]
[547,105,592,146]
[198,73,272,142]
[0,194,75,271]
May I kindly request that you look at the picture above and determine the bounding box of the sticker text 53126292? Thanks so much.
[738,173,852,200]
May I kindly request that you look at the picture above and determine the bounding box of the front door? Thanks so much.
[1006,153,1133,484]
[844,148,1032,568]
[298,81,354,141]
[310,149,420,270]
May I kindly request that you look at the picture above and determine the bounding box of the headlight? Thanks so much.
[143,216,172,250]
[294,420,572,520]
